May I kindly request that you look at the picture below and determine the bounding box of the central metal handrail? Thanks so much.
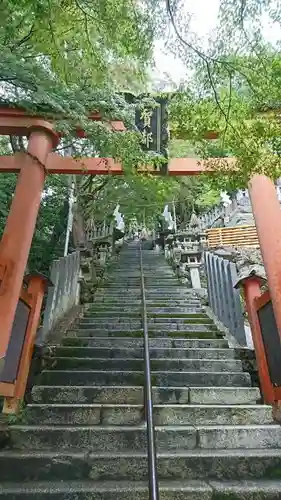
[139,242,159,500]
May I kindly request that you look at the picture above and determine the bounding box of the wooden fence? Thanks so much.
[207,225,259,248]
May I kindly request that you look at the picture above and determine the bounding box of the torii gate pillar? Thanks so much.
[0,126,58,360]
[248,174,281,341]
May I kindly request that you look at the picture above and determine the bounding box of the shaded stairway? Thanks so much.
[1,243,281,498]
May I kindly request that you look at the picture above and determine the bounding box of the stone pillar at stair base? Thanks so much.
[188,263,202,289]
[155,244,162,254]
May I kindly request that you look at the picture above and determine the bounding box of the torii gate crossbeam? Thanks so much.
[0,153,235,175]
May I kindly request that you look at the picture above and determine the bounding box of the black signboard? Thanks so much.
[257,299,281,386]
[124,93,169,174]
[135,97,168,151]
[0,299,31,383]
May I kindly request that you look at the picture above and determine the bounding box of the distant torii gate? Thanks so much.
[0,105,281,411]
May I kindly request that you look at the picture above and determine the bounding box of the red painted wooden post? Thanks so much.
[242,277,275,403]
[0,128,58,362]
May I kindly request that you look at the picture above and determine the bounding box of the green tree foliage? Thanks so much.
[165,0,281,190]
[28,176,69,274]
[4,0,281,260]
[0,0,167,169]
[0,0,172,271]
[0,0,156,86]
[168,52,281,190]
[78,173,181,230]
[0,172,69,274]
[0,169,69,276]
[168,139,221,224]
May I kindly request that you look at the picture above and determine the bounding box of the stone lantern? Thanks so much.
[181,248,202,288]
[163,211,207,287]
[93,240,111,267]
[164,234,173,261]
[176,212,206,288]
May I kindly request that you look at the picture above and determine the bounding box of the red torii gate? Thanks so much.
[0,105,228,369]
[0,107,236,176]
[0,105,280,412]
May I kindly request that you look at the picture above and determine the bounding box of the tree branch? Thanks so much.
[10,24,35,51]
[223,72,233,144]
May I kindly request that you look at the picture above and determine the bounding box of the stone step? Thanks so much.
[97,293,200,301]
[31,386,261,406]
[104,280,141,282]
[84,311,142,317]
[55,346,236,360]
[1,449,281,482]
[104,282,181,287]
[147,324,218,331]
[40,370,251,387]
[96,290,142,294]
[80,317,214,325]
[89,450,281,481]
[101,287,142,291]
[8,424,281,451]
[25,404,273,426]
[111,275,175,278]
[104,276,141,279]
[70,329,222,339]
[76,327,220,337]
[145,292,199,297]
[95,289,198,295]
[85,307,205,314]
[32,385,260,406]
[91,300,201,307]
[150,317,214,324]
[2,479,278,500]
[98,288,192,293]
[0,479,220,500]
[98,285,195,292]
[149,314,212,321]
[97,288,196,293]
[189,387,261,404]
[95,296,142,301]
[83,311,208,318]
[88,304,142,309]
[62,337,229,349]
[76,324,142,336]
[94,299,202,307]
[106,275,176,278]
[108,278,179,281]
[79,320,143,327]
[76,324,218,333]
[52,357,243,372]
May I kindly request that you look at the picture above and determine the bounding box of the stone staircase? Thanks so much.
[1,244,281,498]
